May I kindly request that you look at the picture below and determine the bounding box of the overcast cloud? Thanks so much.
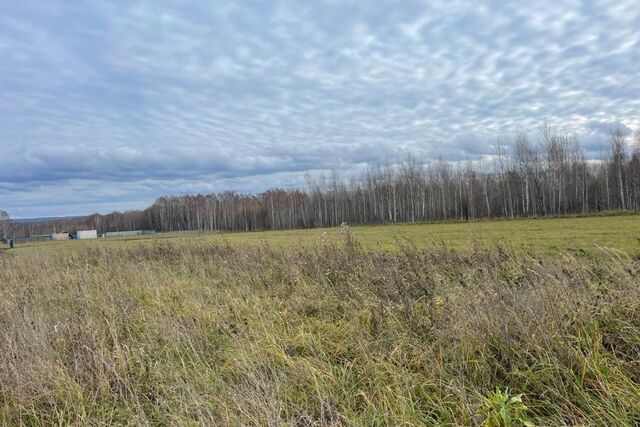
[1,0,639,217]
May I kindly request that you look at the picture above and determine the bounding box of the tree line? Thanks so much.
[7,123,640,237]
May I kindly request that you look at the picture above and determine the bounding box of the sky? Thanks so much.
[1,1,639,218]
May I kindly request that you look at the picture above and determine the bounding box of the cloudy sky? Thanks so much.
[1,1,639,218]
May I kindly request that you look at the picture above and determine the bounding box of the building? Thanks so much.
[51,232,70,241]
[104,230,156,238]
[70,230,97,240]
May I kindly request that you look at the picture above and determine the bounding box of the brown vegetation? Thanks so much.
[1,231,639,425]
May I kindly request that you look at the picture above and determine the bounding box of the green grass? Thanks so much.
[8,213,640,257]
[1,215,640,425]
[201,214,640,255]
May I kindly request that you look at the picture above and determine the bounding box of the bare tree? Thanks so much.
[609,128,628,210]
[0,210,9,241]
[631,131,640,211]
[8,121,640,237]
[495,138,514,218]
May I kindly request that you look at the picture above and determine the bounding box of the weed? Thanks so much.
[480,388,534,427]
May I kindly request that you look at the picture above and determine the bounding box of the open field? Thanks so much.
[7,213,640,257]
[1,216,640,425]
[196,214,640,256]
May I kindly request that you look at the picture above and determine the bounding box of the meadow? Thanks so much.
[1,215,640,425]
[8,213,640,256]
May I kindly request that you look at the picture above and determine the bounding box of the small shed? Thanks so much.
[51,233,70,241]
[71,230,98,240]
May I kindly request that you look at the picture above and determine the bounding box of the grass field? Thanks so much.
[1,215,640,425]
[7,213,640,256]
[200,214,640,255]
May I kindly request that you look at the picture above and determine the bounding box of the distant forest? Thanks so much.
[8,123,640,237]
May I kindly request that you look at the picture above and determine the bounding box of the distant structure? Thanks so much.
[10,235,52,243]
[70,230,98,240]
[104,230,155,238]
[5,228,156,248]
[5,234,50,248]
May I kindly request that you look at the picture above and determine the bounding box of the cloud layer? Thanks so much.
[1,0,639,217]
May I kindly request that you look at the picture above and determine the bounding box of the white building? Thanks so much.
[71,230,97,240]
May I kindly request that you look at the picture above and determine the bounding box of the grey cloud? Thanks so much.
[1,0,639,217]
[587,121,633,136]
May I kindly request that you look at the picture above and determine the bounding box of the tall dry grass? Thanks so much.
[1,232,639,425]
